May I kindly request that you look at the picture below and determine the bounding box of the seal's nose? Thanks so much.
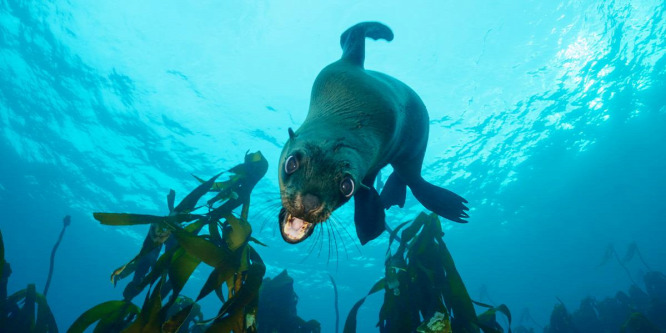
[302,193,320,213]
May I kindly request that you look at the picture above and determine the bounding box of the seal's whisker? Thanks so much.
[248,201,278,217]
[330,216,351,261]
[329,220,340,270]
[251,198,283,212]
[314,222,325,260]
[330,213,361,256]
[317,222,325,258]
[252,202,284,232]
[252,202,282,221]
[325,222,332,266]
[300,224,322,264]
[251,208,280,234]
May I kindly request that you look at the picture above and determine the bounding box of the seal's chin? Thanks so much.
[279,208,316,244]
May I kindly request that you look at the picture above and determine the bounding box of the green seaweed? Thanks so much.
[599,244,637,285]
[344,212,512,333]
[68,300,140,332]
[167,249,202,301]
[0,229,5,282]
[73,151,270,333]
[621,312,660,333]
[1,225,62,333]
[162,296,203,333]
[2,284,58,332]
[475,302,512,333]
[343,279,385,333]
[622,242,652,271]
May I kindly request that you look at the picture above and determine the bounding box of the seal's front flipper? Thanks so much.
[410,178,469,223]
[380,172,406,209]
[354,186,386,245]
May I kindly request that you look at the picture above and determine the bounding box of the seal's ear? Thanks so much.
[288,128,296,140]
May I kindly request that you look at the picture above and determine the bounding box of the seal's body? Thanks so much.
[279,22,468,245]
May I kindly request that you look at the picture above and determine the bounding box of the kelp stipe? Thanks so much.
[0,229,59,332]
[44,215,71,297]
[343,212,512,333]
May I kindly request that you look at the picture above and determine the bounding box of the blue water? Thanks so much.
[1,0,665,332]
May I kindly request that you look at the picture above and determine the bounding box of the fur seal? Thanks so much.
[278,22,469,245]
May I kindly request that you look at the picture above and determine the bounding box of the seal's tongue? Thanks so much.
[279,208,315,244]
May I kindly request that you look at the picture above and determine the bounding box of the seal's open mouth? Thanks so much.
[279,208,316,244]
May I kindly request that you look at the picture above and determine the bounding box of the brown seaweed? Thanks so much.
[71,151,270,333]
[44,215,70,296]
[344,212,512,333]
[0,227,60,333]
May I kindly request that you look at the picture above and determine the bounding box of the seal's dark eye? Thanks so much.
[340,177,354,198]
[284,155,299,175]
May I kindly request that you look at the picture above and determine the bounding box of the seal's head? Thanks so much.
[278,129,360,244]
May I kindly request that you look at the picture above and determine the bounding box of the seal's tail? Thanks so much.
[340,21,393,68]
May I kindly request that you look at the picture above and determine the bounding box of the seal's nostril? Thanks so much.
[302,193,320,213]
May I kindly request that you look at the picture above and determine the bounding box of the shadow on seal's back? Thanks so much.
[278,21,469,245]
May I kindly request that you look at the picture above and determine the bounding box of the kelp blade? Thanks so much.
[343,278,385,333]
[174,172,223,213]
[35,293,58,332]
[68,300,139,333]
[162,304,194,333]
[168,249,202,301]
[94,213,200,226]
[171,225,235,268]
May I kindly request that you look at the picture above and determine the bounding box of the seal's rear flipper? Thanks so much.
[410,178,469,223]
[340,22,394,68]
[354,186,386,245]
[380,172,406,209]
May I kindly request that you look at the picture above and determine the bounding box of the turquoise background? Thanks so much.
[1,1,665,331]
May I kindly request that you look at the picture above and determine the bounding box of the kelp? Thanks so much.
[3,284,59,332]
[329,274,340,333]
[257,270,321,333]
[543,269,666,333]
[44,215,71,296]
[72,151,269,333]
[344,212,512,333]
[598,244,636,285]
[620,312,660,333]
[68,300,140,332]
[102,151,267,295]
[0,224,61,333]
[598,242,656,286]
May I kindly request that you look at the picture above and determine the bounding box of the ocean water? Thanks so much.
[1,0,665,332]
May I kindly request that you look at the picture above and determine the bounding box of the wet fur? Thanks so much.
[279,22,468,245]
